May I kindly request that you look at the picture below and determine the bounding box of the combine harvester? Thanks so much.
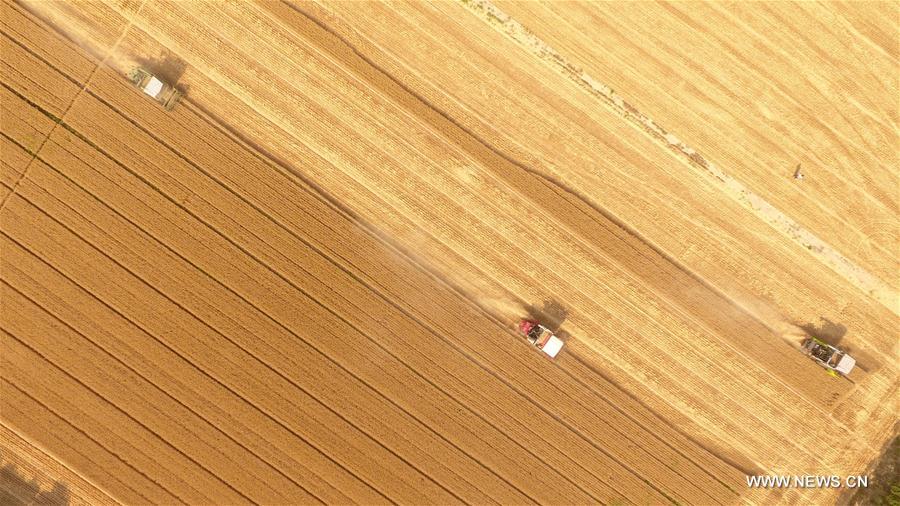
[518,319,564,358]
[802,337,855,377]
[128,68,182,110]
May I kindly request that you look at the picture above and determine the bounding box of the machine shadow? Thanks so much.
[796,317,879,373]
[135,50,188,90]
[797,317,847,347]
[0,463,70,506]
[524,298,569,332]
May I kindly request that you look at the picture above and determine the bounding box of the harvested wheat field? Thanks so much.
[1,0,897,504]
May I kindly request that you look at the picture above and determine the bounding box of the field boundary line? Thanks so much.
[2,225,391,504]
[0,377,176,504]
[0,0,146,212]
[457,0,897,315]
[1,324,255,504]
[1,276,327,504]
[4,186,462,503]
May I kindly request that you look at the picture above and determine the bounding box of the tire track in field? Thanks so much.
[0,0,144,210]
[3,281,326,504]
[2,235,384,505]
[457,0,897,313]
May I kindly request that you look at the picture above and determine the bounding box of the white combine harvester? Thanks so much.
[802,337,855,376]
[518,319,564,358]
[128,68,182,110]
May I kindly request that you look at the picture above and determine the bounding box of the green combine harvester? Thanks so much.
[802,337,856,376]
[128,68,182,111]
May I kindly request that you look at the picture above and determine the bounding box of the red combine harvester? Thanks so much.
[518,319,564,358]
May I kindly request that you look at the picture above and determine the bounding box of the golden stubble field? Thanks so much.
[2,0,897,504]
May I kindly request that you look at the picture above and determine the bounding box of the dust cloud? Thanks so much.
[733,298,811,350]
[19,0,138,74]
[678,277,807,348]
[373,221,524,327]
[478,297,526,320]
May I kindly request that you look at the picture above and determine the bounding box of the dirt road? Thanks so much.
[2,1,897,504]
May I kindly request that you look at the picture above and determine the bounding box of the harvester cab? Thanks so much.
[518,319,564,359]
[802,337,855,376]
[128,68,183,111]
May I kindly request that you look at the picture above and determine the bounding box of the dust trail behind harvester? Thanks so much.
[679,278,810,349]
[373,219,527,332]
[477,296,527,323]
[20,0,139,74]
